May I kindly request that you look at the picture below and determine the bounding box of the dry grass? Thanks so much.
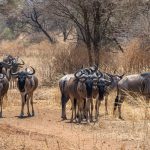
[0,36,149,149]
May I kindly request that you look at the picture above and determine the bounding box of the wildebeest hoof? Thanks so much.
[32,113,35,116]
[28,113,31,117]
[70,119,73,123]
[119,116,124,120]
[90,118,93,122]
[0,114,2,118]
[19,114,24,118]
[86,119,90,124]
[61,116,67,120]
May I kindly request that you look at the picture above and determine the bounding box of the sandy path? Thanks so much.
[0,100,149,150]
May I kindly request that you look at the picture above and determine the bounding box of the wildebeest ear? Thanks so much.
[81,65,84,69]
[119,74,125,79]
[113,69,117,74]
[27,75,32,79]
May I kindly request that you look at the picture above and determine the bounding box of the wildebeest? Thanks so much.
[3,55,25,88]
[59,66,96,120]
[93,72,113,120]
[103,73,124,115]
[0,60,12,75]
[114,72,150,119]
[0,74,9,117]
[3,54,14,64]
[9,57,25,88]
[73,71,98,123]
[59,74,74,120]
[11,67,38,118]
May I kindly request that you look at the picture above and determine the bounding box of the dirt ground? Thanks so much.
[0,87,150,150]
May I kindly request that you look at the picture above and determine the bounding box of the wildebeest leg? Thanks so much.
[30,93,34,116]
[74,98,77,120]
[95,99,101,121]
[12,79,14,89]
[0,98,3,118]
[145,96,149,119]
[61,93,69,120]
[77,99,84,123]
[77,99,81,123]
[70,98,75,123]
[118,95,124,120]
[105,95,108,115]
[26,94,31,117]
[113,95,120,117]
[90,99,93,122]
[85,98,91,123]
[20,94,25,118]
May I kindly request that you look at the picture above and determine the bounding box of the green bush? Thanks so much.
[1,27,15,40]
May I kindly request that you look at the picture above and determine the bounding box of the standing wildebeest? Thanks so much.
[9,58,25,88]
[114,73,150,119]
[0,74,9,117]
[11,67,38,118]
[3,54,14,64]
[93,72,113,120]
[0,60,12,75]
[103,73,124,115]
[3,55,25,88]
[59,74,74,120]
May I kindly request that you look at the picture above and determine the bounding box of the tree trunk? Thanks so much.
[93,1,100,65]
[93,44,100,65]
[86,43,93,66]
[63,31,67,42]
[36,21,54,43]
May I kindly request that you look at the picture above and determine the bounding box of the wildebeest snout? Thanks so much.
[85,78,93,98]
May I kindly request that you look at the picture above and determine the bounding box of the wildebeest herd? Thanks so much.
[59,65,150,123]
[0,54,149,123]
[0,54,38,118]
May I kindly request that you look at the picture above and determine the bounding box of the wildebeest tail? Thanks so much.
[74,98,77,109]
[25,94,28,103]
[114,84,119,106]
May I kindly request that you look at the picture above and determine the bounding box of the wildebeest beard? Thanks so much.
[0,64,3,73]
[85,79,93,98]
[97,82,106,99]
[18,78,26,92]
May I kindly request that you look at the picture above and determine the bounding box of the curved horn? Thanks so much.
[74,69,85,79]
[119,73,125,79]
[1,61,12,67]
[97,70,103,79]
[0,74,4,79]
[17,58,25,65]
[113,69,117,74]
[93,64,98,71]
[84,68,91,74]
[10,69,19,76]
[26,66,35,75]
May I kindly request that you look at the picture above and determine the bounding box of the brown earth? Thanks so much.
[0,87,150,150]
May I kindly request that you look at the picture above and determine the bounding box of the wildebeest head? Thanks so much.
[105,73,125,89]
[0,61,12,73]
[3,54,14,64]
[10,67,35,92]
[74,69,101,98]
[11,57,25,73]
[96,72,112,99]
[81,64,98,75]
